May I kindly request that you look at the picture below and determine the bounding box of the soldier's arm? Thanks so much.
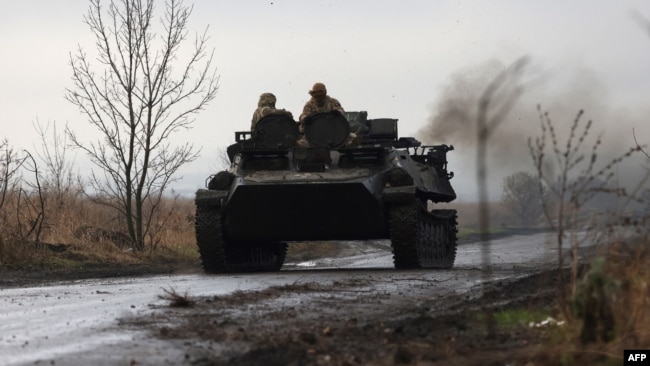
[330,97,345,114]
[251,110,260,130]
[299,101,314,122]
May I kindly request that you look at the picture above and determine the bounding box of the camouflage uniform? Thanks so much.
[298,83,358,147]
[299,83,344,123]
[251,93,293,131]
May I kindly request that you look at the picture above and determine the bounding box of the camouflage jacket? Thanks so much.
[299,96,344,122]
[251,94,293,130]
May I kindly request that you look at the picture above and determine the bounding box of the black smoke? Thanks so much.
[417,59,649,204]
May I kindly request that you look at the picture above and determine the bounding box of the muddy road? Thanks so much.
[1,232,566,365]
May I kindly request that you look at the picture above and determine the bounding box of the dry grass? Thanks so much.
[0,194,517,269]
[158,287,195,308]
[0,191,198,269]
[520,235,650,365]
[606,238,650,350]
[586,237,648,342]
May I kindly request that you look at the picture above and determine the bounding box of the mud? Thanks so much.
[126,269,561,366]
[0,229,571,365]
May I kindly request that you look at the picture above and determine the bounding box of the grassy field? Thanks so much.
[0,197,513,271]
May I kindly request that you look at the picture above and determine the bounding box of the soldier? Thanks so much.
[250,93,293,131]
[298,83,359,147]
[299,82,344,124]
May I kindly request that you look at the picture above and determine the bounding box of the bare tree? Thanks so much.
[17,151,46,242]
[0,140,25,215]
[65,0,219,250]
[33,120,80,208]
[528,106,644,317]
[501,171,546,226]
[0,140,27,242]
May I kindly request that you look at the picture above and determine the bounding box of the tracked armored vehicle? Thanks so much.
[195,111,458,273]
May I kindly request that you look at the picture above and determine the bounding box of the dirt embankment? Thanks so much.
[0,258,201,288]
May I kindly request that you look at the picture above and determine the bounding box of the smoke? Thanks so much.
[418,59,650,203]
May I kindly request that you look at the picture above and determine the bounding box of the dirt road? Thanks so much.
[1,232,564,365]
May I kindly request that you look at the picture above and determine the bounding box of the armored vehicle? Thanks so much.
[195,111,458,273]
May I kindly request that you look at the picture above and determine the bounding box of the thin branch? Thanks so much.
[66,0,218,250]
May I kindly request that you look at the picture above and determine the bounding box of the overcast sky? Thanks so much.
[1,0,649,200]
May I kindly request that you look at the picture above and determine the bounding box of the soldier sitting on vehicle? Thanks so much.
[298,83,359,147]
[299,83,344,124]
[251,93,294,131]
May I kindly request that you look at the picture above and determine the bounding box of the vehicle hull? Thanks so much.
[223,178,387,242]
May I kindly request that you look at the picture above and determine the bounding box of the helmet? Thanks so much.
[258,93,276,107]
[308,83,327,96]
